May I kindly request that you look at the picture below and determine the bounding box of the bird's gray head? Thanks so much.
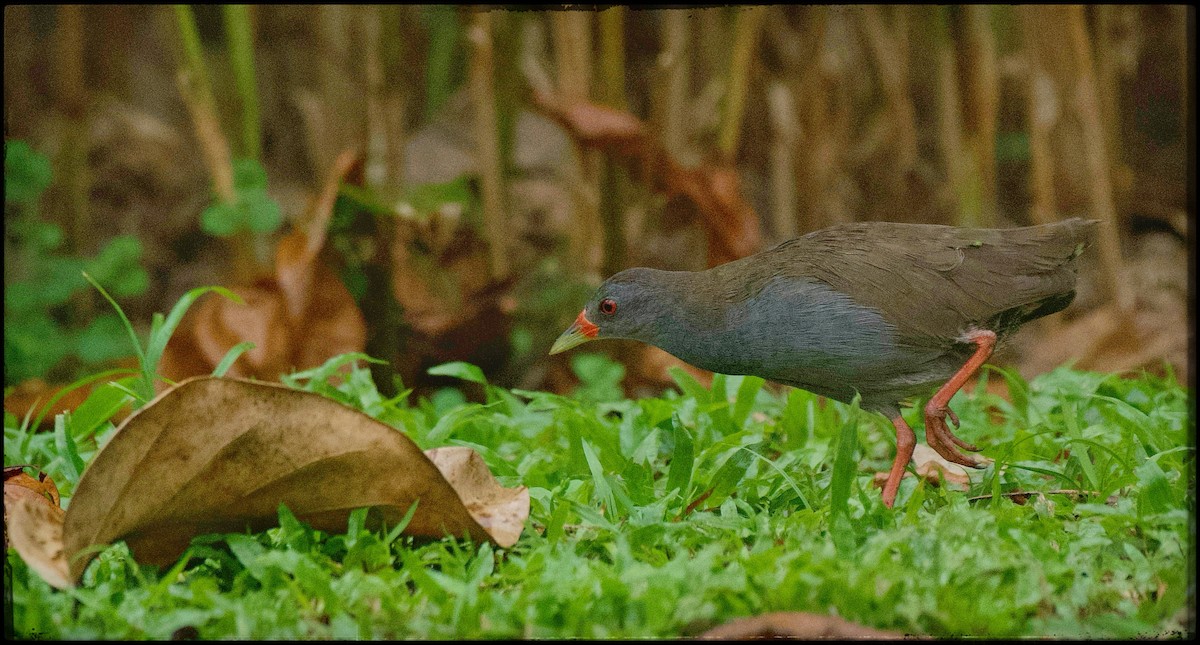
[549,268,682,354]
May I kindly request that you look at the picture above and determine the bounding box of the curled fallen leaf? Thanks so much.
[872,443,984,492]
[424,447,527,548]
[160,150,367,384]
[698,611,908,640]
[531,90,762,267]
[6,496,71,590]
[911,443,975,490]
[9,376,528,588]
[4,465,64,549]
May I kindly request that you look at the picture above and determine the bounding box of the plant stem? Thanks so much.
[492,11,521,178]
[767,81,798,240]
[377,5,407,187]
[1064,4,1132,313]
[718,6,766,161]
[467,8,508,280]
[552,10,602,278]
[174,4,255,280]
[363,4,387,185]
[598,7,627,111]
[657,8,690,160]
[597,7,627,276]
[856,5,919,171]
[51,5,90,258]
[1019,9,1058,227]
[964,5,998,227]
[934,6,978,227]
[174,5,215,105]
[223,4,260,161]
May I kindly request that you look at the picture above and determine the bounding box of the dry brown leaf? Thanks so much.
[6,495,71,590]
[1020,302,1188,382]
[3,380,92,428]
[531,90,762,267]
[4,466,64,549]
[911,444,975,490]
[4,466,62,508]
[699,611,908,640]
[159,150,367,384]
[871,444,985,492]
[1018,227,1188,382]
[391,225,502,340]
[424,447,528,548]
[12,376,528,587]
[387,220,516,387]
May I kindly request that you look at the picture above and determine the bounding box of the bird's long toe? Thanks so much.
[927,431,979,467]
[924,411,983,468]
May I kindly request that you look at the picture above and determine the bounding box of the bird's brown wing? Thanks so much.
[760,219,1096,346]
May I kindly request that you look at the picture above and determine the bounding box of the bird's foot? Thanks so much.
[923,402,983,469]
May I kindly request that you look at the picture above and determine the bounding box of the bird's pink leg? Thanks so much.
[924,329,995,468]
[882,414,917,508]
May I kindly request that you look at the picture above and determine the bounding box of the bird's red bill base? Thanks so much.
[549,309,599,354]
[574,309,599,338]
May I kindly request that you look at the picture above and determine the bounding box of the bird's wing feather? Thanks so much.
[729,219,1096,345]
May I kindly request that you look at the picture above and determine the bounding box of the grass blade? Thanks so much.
[81,271,146,370]
[31,367,139,431]
[54,412,85,482]
[666,414,694,499]
[144,286,242,385]
[731,375,764,428]
[829,409,860,517]
[213,341,256,377]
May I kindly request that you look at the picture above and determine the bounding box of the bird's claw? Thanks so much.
[924,403,983,469]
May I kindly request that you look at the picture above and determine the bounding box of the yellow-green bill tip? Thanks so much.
[549,309,598,354]
[549,325,591,354]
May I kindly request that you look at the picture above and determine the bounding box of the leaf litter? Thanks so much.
[158,150,367,384]
[8,376,529,588]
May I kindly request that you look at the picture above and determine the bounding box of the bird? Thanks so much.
[549,218,1096,507]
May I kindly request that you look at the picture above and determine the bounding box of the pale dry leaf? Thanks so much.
[911,443,976,490]
[55,376,528,585]
[698,611,908,640]
[424,447,528,548]
[5,466,61,507]
[4,467,63,550]
[7,496,71,590]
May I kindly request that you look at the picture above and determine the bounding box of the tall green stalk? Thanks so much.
[223,4,261,160]
[173,5,214,103]
[718,6,766,160]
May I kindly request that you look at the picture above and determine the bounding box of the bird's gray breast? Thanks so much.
[664,277,916,396]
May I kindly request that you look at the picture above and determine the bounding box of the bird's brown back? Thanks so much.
[707,218,1097,347]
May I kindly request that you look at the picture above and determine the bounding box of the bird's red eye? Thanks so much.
[599,298,617,315]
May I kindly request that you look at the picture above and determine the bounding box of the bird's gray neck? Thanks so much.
[617,269,741,368]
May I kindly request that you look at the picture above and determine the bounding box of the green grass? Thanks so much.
[5,353,1193,639]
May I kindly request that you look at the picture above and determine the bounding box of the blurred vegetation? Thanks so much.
[3,5,1192,395]
[5,142,149,383]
